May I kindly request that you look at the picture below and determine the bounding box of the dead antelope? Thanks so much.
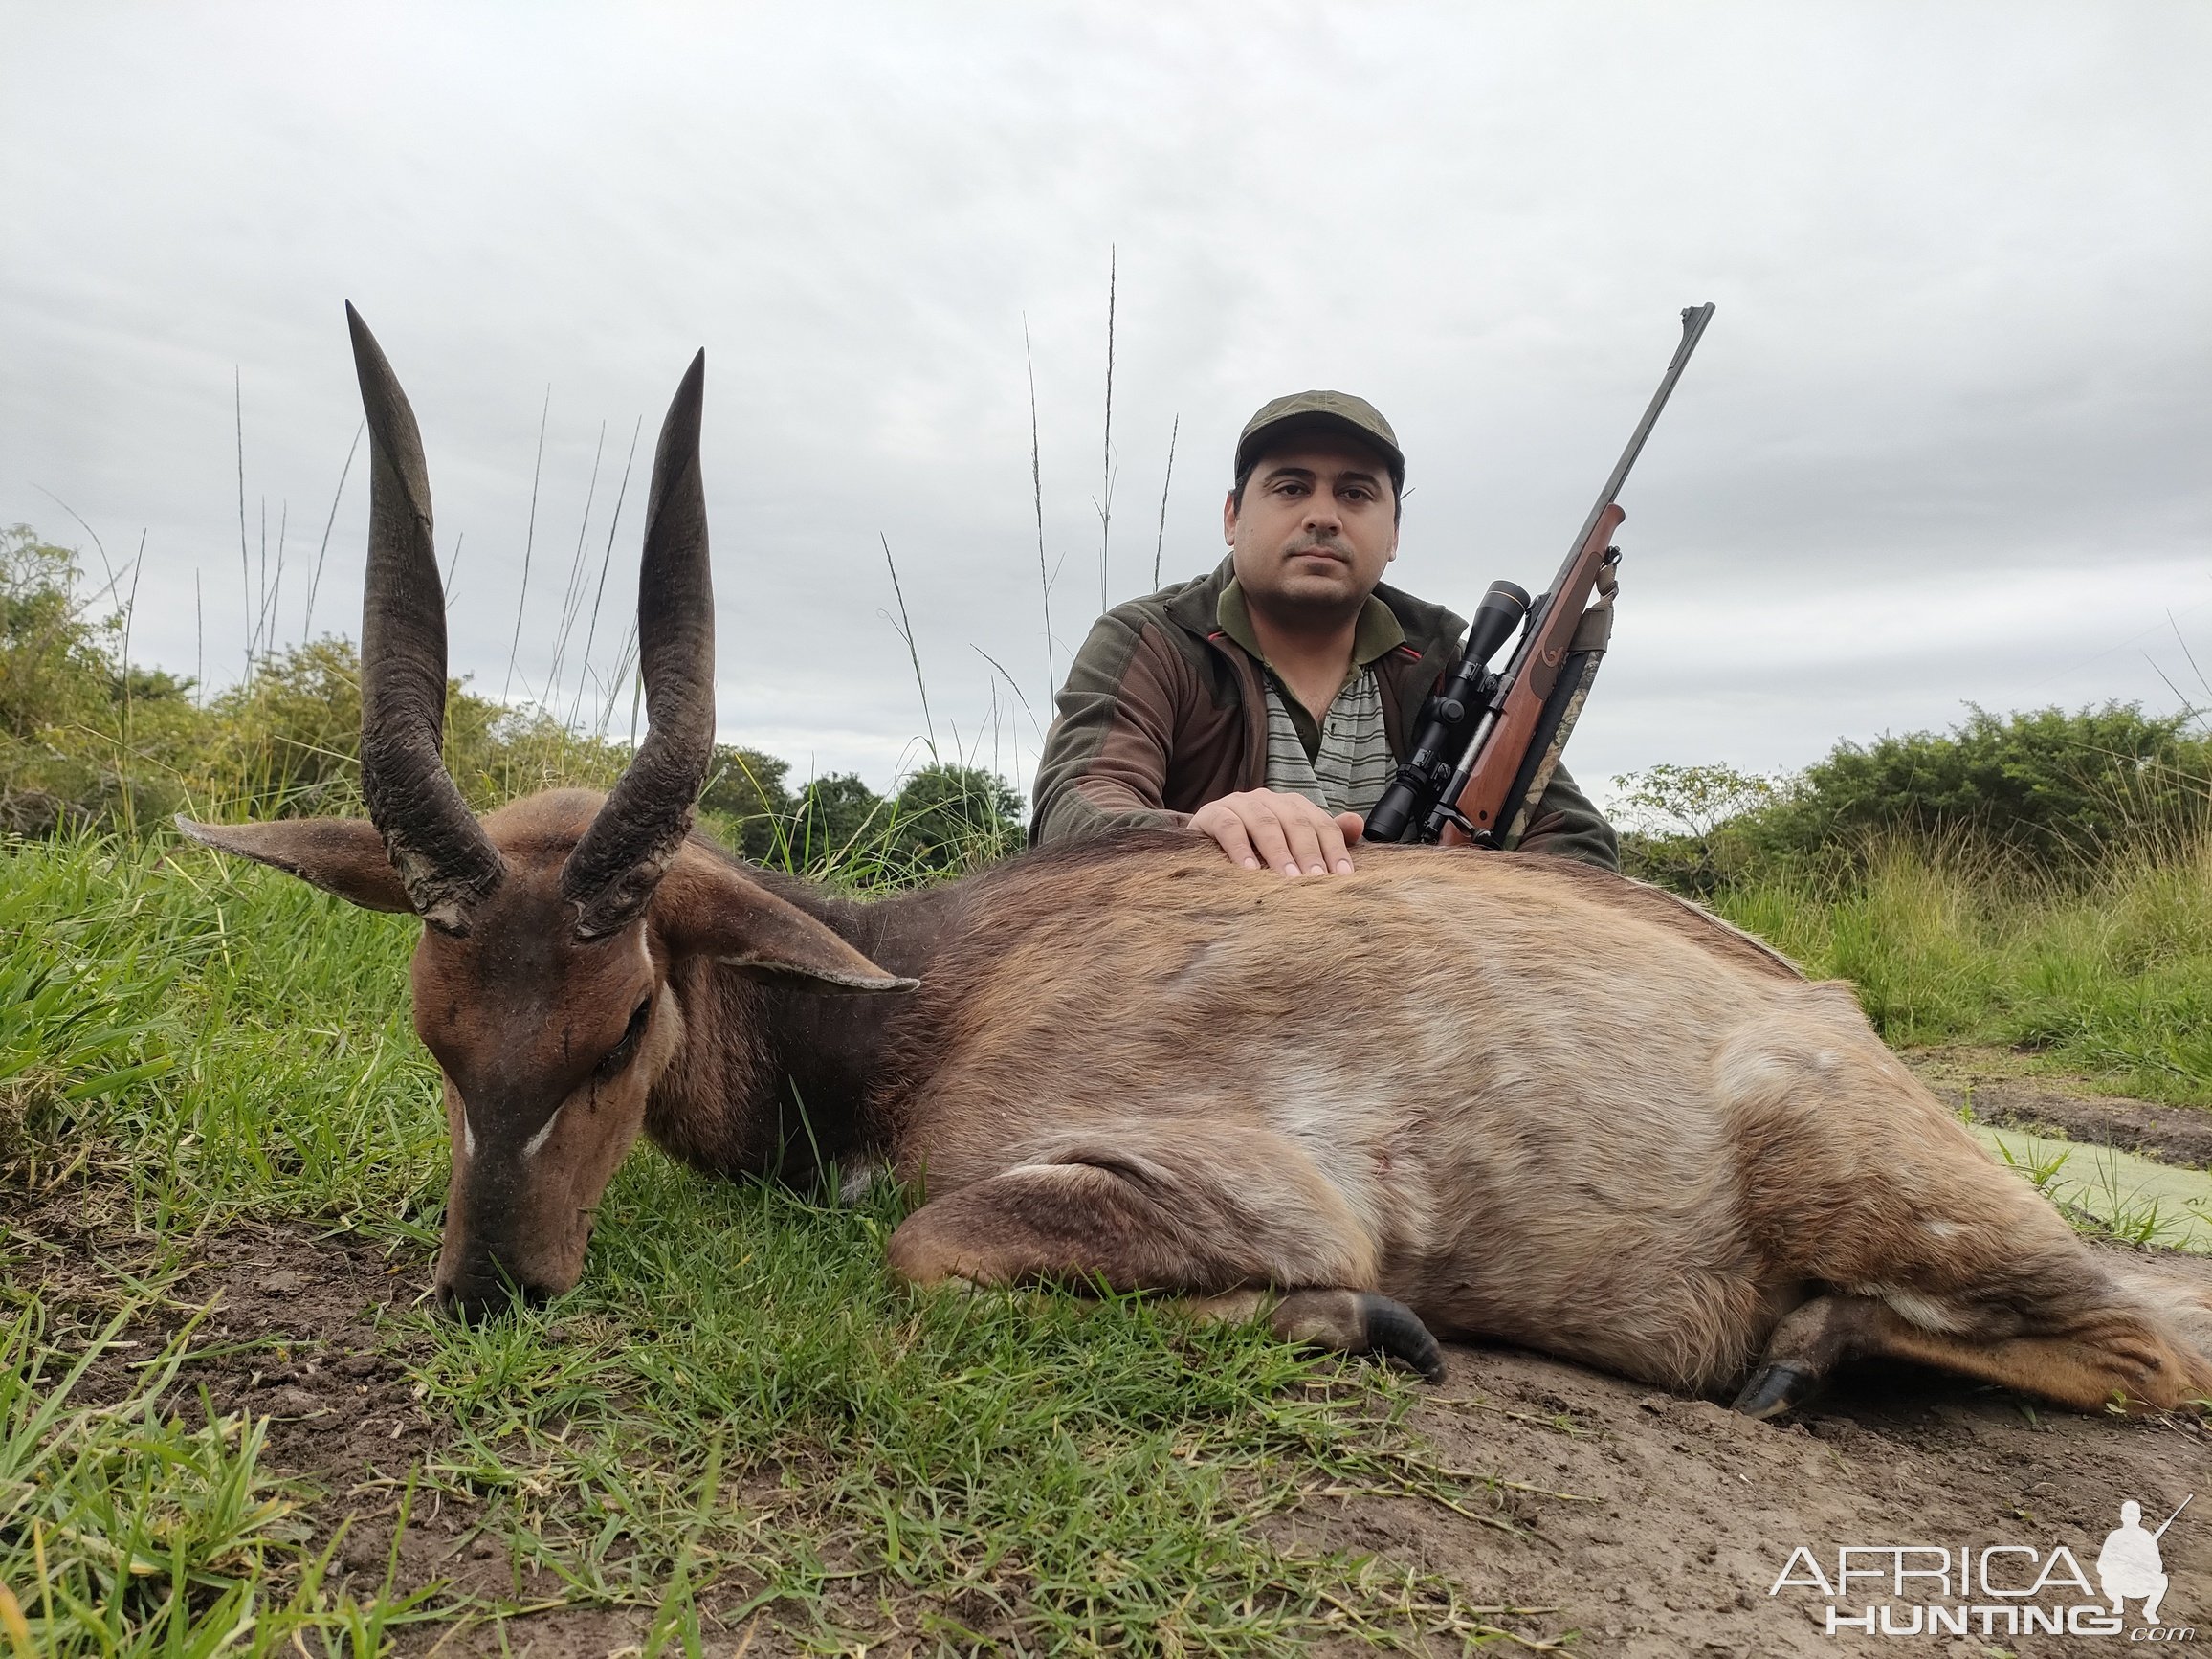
[185,309,2212,1422]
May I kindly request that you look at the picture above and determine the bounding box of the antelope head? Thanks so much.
[183,306,910,1315]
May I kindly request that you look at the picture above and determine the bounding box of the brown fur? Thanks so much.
[192,794,2212,1415]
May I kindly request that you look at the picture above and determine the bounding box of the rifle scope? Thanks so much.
[1363,578,1530,844]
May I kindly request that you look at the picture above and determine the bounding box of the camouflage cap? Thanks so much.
[1233,390,1404,493]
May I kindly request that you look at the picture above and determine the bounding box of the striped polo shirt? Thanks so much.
[1216,579,1405,816]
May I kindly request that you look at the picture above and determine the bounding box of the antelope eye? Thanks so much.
[592,997,653,1081]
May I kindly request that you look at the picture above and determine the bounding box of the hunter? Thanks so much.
[1030,390,1618,874]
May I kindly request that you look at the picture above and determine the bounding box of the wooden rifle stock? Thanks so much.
[1438,504,1623,848]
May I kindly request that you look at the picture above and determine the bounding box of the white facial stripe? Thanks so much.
[521,1104,564,1161]
[460,941,649,1172]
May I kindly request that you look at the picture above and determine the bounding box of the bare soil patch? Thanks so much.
[1316,1297,2210,1656]
[21,1207,2212,1657]
[21,1214,543,1614]
[1910,1049,2212,1170]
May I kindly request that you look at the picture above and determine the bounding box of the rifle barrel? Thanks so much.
[2152,1493,2192,1539]
[1557,302,1714,589]
[1493,303,1715,693]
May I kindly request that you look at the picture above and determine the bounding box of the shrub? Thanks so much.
[203,636,364,815]
[1612,763,1777,896]
[0,528,116,742]
[890,762,1025,874]
[1744,704,2210,874]
[0,527,202,834]
[0,525,1029,880]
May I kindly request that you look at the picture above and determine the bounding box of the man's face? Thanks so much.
[1224,434,1400,620]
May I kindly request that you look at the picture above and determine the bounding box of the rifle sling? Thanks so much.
[1499,599,1614,851]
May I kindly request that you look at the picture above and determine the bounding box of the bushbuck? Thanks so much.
[185,309,2212,1422]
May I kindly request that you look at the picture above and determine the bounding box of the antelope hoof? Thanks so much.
[1359,1293,1447,1382]
[1731,1360,1821,1420]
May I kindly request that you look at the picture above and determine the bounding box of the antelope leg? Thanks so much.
[1735,1287,2212,1418]
[1732,1294,1879,1419]
[884,1127,1441,1377]
[1865,1306,2212,1415]
[1184,1288,1446,1382]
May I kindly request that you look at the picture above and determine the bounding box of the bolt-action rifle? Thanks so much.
[1363,304,1717,848]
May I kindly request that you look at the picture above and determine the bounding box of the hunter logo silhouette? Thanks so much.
[2097,1495,2188,1626]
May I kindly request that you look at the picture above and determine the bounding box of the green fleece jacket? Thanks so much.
[1029,556,1618,870]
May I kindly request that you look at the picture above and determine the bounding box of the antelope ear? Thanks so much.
[657,846,918,993]
[175,816,414,915]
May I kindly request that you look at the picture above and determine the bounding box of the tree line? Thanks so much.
[1,526,1022,879]
[8,523,2205,893]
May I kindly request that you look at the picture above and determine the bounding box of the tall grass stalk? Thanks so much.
[2148,612,2211,729]
[567,414,643,731]
[255,498,287,662]
[439,531,464,611]
[299,419,362,640]
[44,496,114,600]
[970,644,1045,745]
[118,539,143,838]
[1025,315,1054,696]
[1097,246,1117,615]
[1152,412,1178,590]
[233,369,249,681]
[500,387,551,706]
[879,534,936,757]
[540,419,606,712]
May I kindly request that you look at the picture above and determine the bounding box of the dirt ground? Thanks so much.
[1323,1302,2209,1656]
[1927,1084,2212,1174]
[29,1086,2212,1657]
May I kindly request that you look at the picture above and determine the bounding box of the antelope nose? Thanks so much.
[434,1265,553,1321]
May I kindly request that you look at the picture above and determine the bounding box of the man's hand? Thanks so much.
[1190,789,1363,876]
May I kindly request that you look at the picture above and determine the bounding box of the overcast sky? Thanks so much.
[5,3,2208,807]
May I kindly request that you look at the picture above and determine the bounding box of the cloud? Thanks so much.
[3,2,2206,795]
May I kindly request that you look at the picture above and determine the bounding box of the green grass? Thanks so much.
[0,1297,438,1659]
[11,821,2205,1651]
[1711,836,2212,1107]
[1,832,1550,1655]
